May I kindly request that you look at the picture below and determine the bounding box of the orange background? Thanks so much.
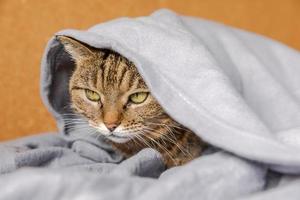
[0,0,300,141]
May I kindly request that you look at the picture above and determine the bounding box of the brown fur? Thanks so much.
[58,36,205,168]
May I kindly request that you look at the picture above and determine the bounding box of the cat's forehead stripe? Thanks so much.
[119,70,133,91]
[86,50,147,92]
[117,60,128,87]
[102,64,110,87]
[96,68,103,90]
[100,52,109,88]
[130,77,141,91]
[104,54,119,87]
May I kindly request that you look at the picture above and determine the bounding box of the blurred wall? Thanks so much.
[0,0,299,140]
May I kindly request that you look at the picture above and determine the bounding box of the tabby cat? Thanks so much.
[58,36,204,168]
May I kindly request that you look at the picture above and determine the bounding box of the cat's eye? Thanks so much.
[85,89,100,102]
[129,92,149,104]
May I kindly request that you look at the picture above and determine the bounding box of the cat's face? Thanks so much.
[59,36,173,143]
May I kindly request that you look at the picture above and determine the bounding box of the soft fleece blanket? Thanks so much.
[1,9,300,200]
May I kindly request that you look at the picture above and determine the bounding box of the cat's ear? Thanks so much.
[56,36,95,63]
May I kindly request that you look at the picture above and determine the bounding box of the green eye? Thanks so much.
[85,90,100,102]
[129,92,149,104]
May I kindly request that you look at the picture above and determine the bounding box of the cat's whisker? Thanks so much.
[62,113,82,116]
[134,134,149,147]
[163,134,192,158]
[95,134,100,141]
[64,123,90,128]
[87,129,99,137]
[64,122,89,126]
[160,131,192,157]
[146,121,190,132]
[145,138,177,164]
[145,124,186,150]
[64,123,89,127]
[135,134,153,150]
[63,119,87,122]
[137,129,157,147]
[62,118,87,122]
[147,121,188,131]
[71,127,99,139]
[62,115,85,120]
[143,126,191,158]
[141,130,177,164]
[67,126,93,133]
[128,133,139,146]
[144,128,169,144]
[144,127,168,146]
[65,126,89,130]
[62,118,89,126]
[63,118,86,121]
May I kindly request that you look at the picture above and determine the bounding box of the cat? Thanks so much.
[58,36,204,168]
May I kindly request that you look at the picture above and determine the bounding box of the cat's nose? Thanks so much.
[104,122,120,132]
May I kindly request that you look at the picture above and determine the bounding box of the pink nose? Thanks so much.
[104,122,120,132]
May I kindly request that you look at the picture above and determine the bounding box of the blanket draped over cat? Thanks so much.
[1,9,300,200]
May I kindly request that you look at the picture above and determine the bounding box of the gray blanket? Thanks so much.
[1,9,300,200]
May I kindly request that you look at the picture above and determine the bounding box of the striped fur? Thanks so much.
[58,36,204,168]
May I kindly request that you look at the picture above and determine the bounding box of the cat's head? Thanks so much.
[58,36,176,144]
